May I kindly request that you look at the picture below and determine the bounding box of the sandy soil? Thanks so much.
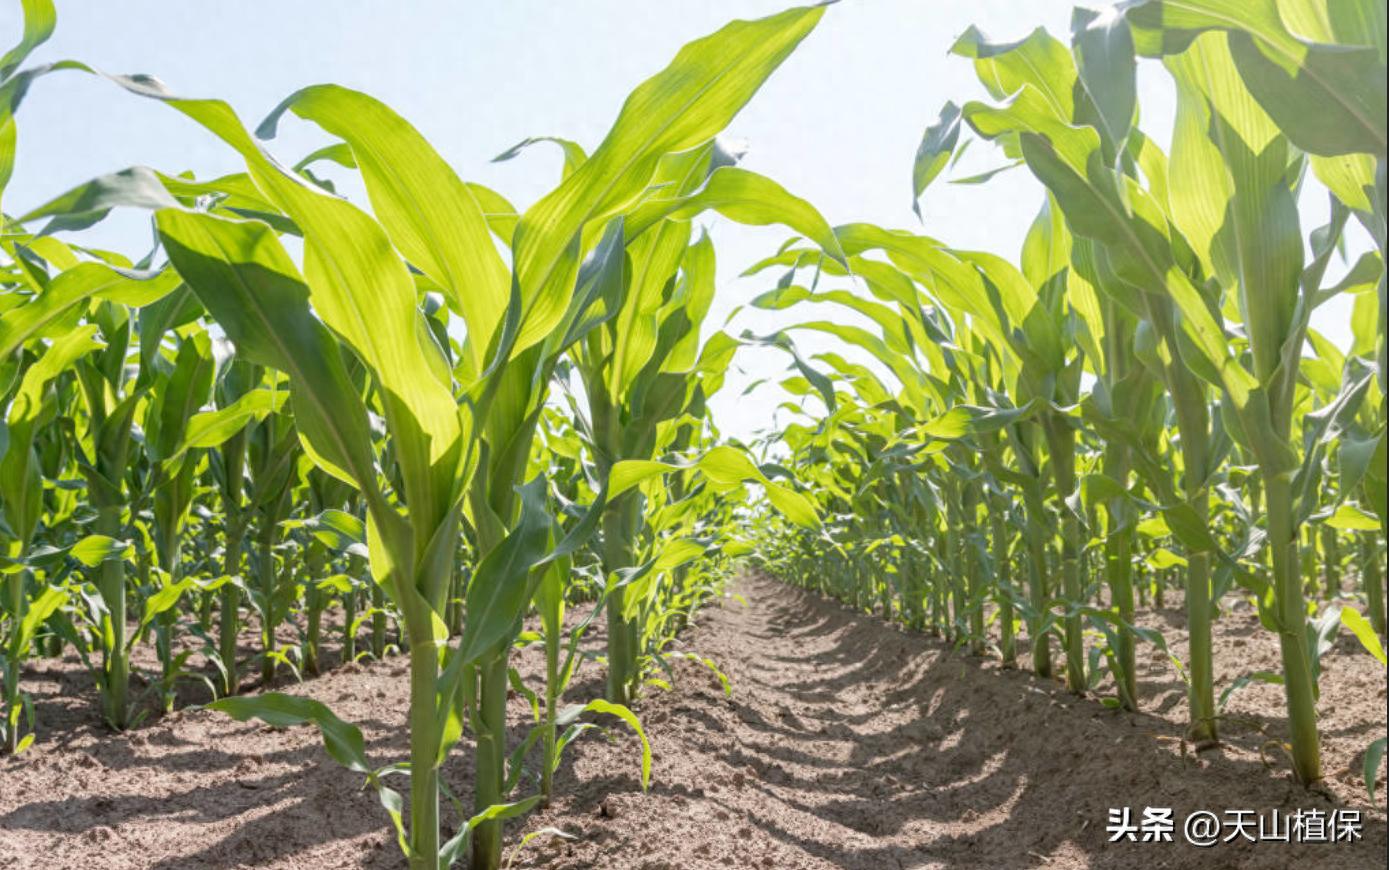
[0,574,1384,869]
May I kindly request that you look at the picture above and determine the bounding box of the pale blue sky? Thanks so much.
[3,2,1363,441]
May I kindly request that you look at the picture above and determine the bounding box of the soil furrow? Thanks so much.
[2,574,1384,869]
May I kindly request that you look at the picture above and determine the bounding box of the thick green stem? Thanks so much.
[669,562,692,634]
[471,652,509,870]
[304,585,322,677]
[301,542,326,677]
[602,493,640,705]
[1301,526,1317,596]
[1059,510,1084,694]
[541,627,560,804]
[4,570,25,753]
[904,548,925,632]
[1109,523,1137,709]
[929,534,945,637]
[342,589,357,663]
[218,521,244,696]
[216,430,247,696]
[1042,417,1084,693]
[347,554,367,663]
[1145,290,1219,743]
[605,595,634,707]
[1265,472,1321,784]
[961,487,984,654]
[1185,549,1217,744]
[2,667,17,754]
[1167,362,1217,744]
[96,506,129,730]
[942,483,965,643]
[257,531,276,687]
[408,642,440,870]
[1362,535,1385,637]
[154,536,180,713]
[1321,526,1340,600]
[878,559,895,621]
[1025,525,1051,678]
[447,564,466,638]
[371,581,387,660]
[1105,447,1137,710]
[991,503,1015,666]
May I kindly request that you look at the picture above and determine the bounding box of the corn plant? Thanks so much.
[10,7,836,867]
[0,326,97,749]
[1,0,1384,854]
[555,147,843,702]
[207,359,259,694]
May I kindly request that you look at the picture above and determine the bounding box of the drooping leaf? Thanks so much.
[208,694,371,773]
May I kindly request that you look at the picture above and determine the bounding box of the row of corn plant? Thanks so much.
[1,2,840,867]
[748,0,1385,793]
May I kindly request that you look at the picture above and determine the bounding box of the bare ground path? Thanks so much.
[1,573,1385,869]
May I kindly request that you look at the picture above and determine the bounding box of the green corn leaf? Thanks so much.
[17,165,182,236]
[1,325,100,544]
[508,4,826,354]
[493,135,588,178]
[208,694,370,773]
[1217,670,1284,712]
[0,0,56,81]
[103,75,460,529]
[912,101,962,216]
[437,796,543,868]
[154,210,380,499]
[1159,502,1221,553]
[609,445,818,527]
[135,578,194,639]
[1071,6,1137,153]
[179,388,287,455]
[1165,32,1302,389]
[1123,0,1386,157]
[8,583,67,659]
[1339,429,1383,500]
[1340,608,1387,665]
[1365,737,1387,802]
[455,477,553,666]
[306,509,366,552]
[146,331,215,462]
[948,159,1024,185]
[1146,547,1188,569]
[661,232,718,374]
[258,84,509,375]
[952,26,1078,123]
[0,262,180,360]
[628,167,846,266]
[1324,503,1381,532]
[68,534,132,567]
[583,699,652,790]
